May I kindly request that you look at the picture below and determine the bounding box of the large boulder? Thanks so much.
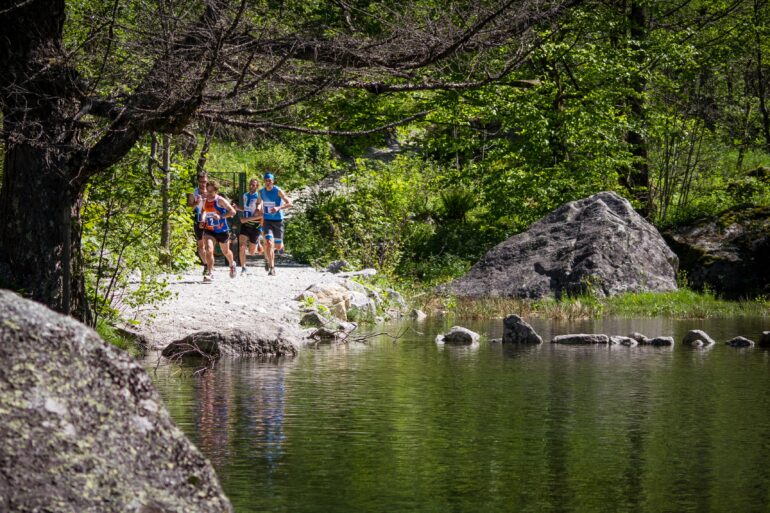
[446,192,678,299]
[0,290,232,513]
[663,206,770,299]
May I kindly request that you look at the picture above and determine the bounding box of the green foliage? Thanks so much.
[95,320,143,357]
[207,136,333,191]
[421,288,769,320]
[82,141,197,326]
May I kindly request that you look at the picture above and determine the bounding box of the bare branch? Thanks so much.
[199,109,433,136]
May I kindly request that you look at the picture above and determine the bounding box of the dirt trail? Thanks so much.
[133,256,339,349]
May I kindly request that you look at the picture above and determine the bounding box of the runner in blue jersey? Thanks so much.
[236,178,263,275]
[198,180,237,281]
[186,172,209,275]
[259,172,292,276]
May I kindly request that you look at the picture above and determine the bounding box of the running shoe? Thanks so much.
[229,263,236,278]
[203,270,211,283]
[269,266,276,276]
[241,267,248,275]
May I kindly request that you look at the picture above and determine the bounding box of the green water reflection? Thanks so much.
[147,318,770,513]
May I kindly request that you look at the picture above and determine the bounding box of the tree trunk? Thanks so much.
[160,134,172,259]
[621,0,651,217]
[0,144,90,321]
[756,1,770,154]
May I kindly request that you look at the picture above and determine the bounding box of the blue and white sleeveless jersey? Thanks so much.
[260,186,284,221]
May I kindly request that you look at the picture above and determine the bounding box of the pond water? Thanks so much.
[146,317,770,513]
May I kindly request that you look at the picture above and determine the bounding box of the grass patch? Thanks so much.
[417,288,770,320]
[95,320,143,356]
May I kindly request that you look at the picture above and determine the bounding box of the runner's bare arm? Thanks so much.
[277,190,293,210]
[218,197,237,218]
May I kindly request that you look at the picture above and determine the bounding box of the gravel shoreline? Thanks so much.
[133,256,341,350]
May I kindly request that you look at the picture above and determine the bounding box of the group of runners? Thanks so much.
[188,171,293,282]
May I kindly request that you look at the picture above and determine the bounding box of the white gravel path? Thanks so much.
[133,257,341,349]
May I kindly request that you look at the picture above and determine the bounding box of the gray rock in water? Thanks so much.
[437,326,480,345]
[629,332,649,344]
[682,329,716,347]
[759,331,770,348]
[0,290,232,512]
[445,191,678,299]
[726,336,755,347]
[300,311,327,328]
[610,335,638,347]
[642,336,675,346]
[410,309,428,322]
[502,315,543,344]
[552,334,611,345]
[310,327,341,342]
[163,325,299,358]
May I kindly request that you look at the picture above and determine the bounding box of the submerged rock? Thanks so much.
[682,329,716,347]
[162,325,300,359]
[445,191,678,299]
[436,326,480,345]
[0,290,232,512]
[726,336,755,347]
[552,334,611,345]
[628,332,649,344]
[502,315,543,344]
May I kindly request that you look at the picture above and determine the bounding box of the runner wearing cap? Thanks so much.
[237,178,263,275]
[259,172,292,276]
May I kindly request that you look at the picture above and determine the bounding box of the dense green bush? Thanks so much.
[82,143,198,326]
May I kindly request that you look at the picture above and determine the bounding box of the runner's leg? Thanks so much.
[264,235,274,271]
[202,234,215,277]
[238,234,248,268]
[219,235,237,278]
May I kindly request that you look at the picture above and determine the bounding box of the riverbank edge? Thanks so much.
[413,287,770,321]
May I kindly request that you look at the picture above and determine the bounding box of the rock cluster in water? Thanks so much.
[296,276,407,324]
[497,318,766,349]
[0,290,232,513]
[446,191,679,299]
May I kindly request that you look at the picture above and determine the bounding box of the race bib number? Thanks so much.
[263,201,276,213]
